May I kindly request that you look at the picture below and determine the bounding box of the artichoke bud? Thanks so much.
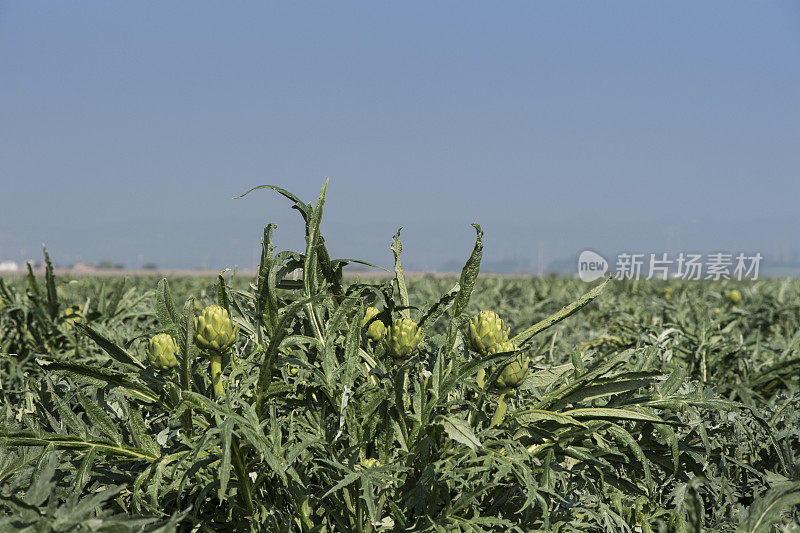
[59,306,84,330]
[728,289,742,305]
[360,458,381,469]
[146,333,179,372]
[362,307,387,342]
[384,317,421,360]
[466,310,510,355]
[194,305,237,352]
[489,341,529,390]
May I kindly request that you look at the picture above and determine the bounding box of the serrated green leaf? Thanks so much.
[438,415,481,450]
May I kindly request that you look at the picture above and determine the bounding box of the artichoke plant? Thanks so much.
[195,305,237,352]
[362,306,387,342]
[360,458,381,469]
[384,317,421,360]
[59,306,84,331]
[194,305,237,398]
[488,341,529,390]
[728,289,742,305]
[146,333,179,372]
[467,310,509,355]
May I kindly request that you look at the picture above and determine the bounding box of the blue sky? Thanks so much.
[2,2,799,272]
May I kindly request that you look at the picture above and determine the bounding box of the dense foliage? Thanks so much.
[1,185,799,532]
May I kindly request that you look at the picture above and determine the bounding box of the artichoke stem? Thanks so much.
[491,390,511,427]
[210,351,224,398]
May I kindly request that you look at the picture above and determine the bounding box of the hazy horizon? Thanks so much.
[2,2,799,274]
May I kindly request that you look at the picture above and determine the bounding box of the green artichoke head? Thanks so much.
[194,305,237,352]
[59,306,84,331]
[489,341,529,390]
[146,333,179,372]
[285,363,299,377]
[360,458,381,469]
[362,307,387,342]
[384,317,421,360]
[467,310,510,355]
[728,289,742,305]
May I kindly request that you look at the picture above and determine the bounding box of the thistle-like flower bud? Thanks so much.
[488,341,529,390]
[728,289,742,305]
[362,307,387,342]
[194,305,237,352]
[384,317,421,360]
[146,333,179,372]
[360,458,381,469]
[59,306,84,331]
[467,310,509,355]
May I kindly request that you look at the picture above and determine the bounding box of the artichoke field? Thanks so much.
[1,184,799,531]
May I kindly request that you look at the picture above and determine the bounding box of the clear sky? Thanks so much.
[2,2,799,272]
